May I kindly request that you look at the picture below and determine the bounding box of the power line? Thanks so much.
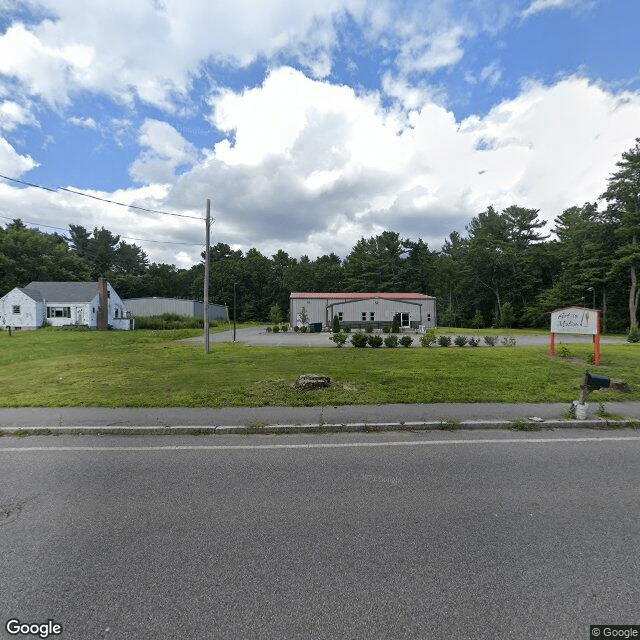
[0,214,203,247]
[0,174,203,220]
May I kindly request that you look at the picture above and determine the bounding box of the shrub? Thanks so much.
[134,313,204,330]
[268,303,283,325]
[628,326,640,343]
[382,325,390,333]
[384,335,399,348]
[351,333,368,348]
[420,328,437,347]
[344,326,351,333]
[399,336,413,348]
[454,335,468,347]
[332,315,340,333]
[468,337,480,347]
[367,334,383,348]
[437,335,452,347]
[365,324,373,333]
[484,335,497,346]
[501,336,517,347]
[293,325,299,332]
[330,332,348,348]
[471,310,484,329]
[281,325,288,332]
[272,325,280,333]
[300,326,308,333]
[392,314,401,334]
[266,326,272,333]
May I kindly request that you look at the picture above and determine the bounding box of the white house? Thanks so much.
[0,279,132,330]
[290,292,437,330]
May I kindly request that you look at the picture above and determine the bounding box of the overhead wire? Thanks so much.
[0,173,204,220]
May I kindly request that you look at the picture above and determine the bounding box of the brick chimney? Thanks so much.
[97,278,109,330]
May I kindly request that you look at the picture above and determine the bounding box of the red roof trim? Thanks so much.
[290,292,432,299]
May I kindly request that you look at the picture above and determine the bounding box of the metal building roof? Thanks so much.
[290,292,433,299]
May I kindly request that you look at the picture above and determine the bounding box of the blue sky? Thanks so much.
[0,0,639,267]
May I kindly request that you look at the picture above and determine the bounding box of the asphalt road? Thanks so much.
[1,430,639,640]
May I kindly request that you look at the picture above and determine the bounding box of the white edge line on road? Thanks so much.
[1,436,640,453]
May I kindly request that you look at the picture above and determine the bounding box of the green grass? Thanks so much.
[0,327,638,407]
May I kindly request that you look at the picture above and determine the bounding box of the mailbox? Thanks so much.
[584,371,611,390]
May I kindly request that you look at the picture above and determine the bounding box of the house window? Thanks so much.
[427,314,431,322]
[12,305,20,314]
[369,312,375,322]
[338,312,343,322]
[47,306,71,318]
[115,308,119,318]
[361,312,366,321]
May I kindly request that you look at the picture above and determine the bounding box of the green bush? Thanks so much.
[367,335,383,348]
[484,335,497,346]
[330,332,348,348]
[468,337,480,347]
[399,336,413,348]
[382,325,390,333]
[266,326,272,332]
[471,310,484,329]
[272,325,280,333]
[344,326,352,333]
[300,326,308,333]
[332,315,340,333]
[351,333,368,348]
[454,335,468,347]
[281,325,289,332]
[392,314,401,334]
[366,324,373,333]
[384,335,399,348]
[293,325,299,332]
[628,326,640,343]
[134,313,206,330]
[420,328,437,347]
[437,335,452,347]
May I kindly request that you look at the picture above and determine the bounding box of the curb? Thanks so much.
[1,419,639,437]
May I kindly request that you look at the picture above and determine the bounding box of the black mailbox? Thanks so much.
[584,371,611,390]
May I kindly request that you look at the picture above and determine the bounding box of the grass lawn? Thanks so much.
[0,327,638,407]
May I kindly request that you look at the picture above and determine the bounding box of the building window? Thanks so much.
[115,308,119,318]
[369,312,375,322]
[427,314,431,322]
[47,306,71,318]
[338,312,343,322]
[361,312,366,321]
[12,305,20,314]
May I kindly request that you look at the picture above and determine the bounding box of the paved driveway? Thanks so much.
[186,327,627,347]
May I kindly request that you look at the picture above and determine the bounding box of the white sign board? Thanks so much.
[550,307,598,335]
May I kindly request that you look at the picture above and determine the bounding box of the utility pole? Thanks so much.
[233,282,237,342]
[204,198,210,355]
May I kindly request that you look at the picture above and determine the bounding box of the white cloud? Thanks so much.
[68,116,98,129]
[0,137,37,176]
[0,101,37,131]
[522,0,593,19]
[129,119,198,185]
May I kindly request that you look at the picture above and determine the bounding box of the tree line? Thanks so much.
[2,138,639,332]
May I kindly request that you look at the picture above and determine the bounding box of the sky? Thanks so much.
[0,0,639,268]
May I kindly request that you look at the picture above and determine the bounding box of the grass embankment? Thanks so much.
[0,327,638,407]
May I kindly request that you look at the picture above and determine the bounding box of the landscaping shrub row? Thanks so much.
[329,329,517,348]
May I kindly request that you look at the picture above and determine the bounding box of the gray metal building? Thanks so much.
[124,297,228,321]
[290,292,436,330]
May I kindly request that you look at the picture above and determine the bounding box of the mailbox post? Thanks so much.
[580,371,611,404]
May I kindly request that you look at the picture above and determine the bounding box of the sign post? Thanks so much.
[550,307,600,365]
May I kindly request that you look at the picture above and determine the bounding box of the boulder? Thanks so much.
[295,374,332,390]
